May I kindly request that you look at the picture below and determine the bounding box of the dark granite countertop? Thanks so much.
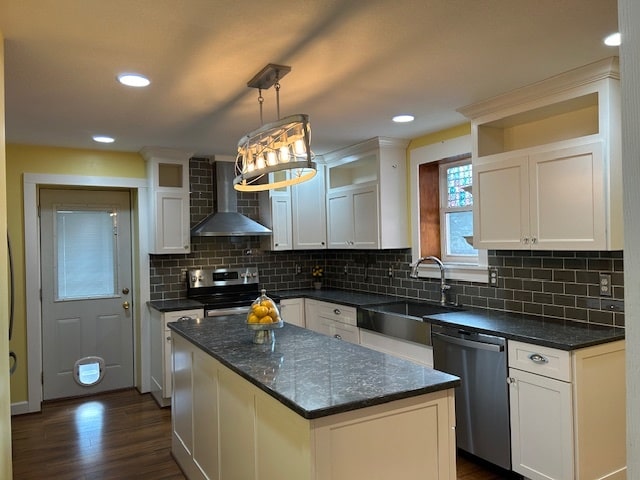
[168,315,460,420]
[424,309,625,351]
[147,299,204,312]
[150,288,624,351]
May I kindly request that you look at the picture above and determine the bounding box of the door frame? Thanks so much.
[20,173,150,414]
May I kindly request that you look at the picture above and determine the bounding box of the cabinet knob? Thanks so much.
[333,308,341,315]
[184,245,189,250]
[334,334,342,340]
[166,336,172,342]
[531,237,538,244]
[523,237,530,244]
[507,377,516,385]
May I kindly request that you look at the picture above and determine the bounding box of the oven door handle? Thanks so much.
[206,306,251,317]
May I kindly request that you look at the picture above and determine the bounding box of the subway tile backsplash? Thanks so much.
[149,158,625,328]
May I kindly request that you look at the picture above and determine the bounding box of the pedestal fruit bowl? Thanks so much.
[246,289,283,344]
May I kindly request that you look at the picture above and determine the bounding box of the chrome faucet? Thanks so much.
[409,256,450,306]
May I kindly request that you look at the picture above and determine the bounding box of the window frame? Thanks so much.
[438,157,477,264]
[409,133,488,283]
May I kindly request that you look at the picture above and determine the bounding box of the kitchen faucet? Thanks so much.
[409,256,450,306]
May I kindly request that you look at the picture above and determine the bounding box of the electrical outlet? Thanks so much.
[599,273,612,296]
[488,267,499,287]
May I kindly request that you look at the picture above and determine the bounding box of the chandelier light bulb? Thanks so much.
[279,146,290,162]
[266,150,278,166]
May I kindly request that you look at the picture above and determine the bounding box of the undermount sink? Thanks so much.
[357,300,462,346]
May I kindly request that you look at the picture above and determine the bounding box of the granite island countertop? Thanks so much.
[168,314,460,420]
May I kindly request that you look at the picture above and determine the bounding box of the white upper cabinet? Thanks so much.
[292,163,327,249]
[259,163,327,251]
[324,137,409,250]
[259,170,293,251]
[459,57,622,251]
[142,147,193,254]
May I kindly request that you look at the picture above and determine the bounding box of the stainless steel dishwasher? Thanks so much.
[431,324,511,470]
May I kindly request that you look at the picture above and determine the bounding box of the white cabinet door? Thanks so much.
[530,142,605,250]
[172,335,193,457]
[292,165,327,249]
[473,155,529,249]
[192,349,220,479]
[271,195,293,250]
[327,185,379,249]
[280,298,305,327]
[327,190,353,248]
[509,368,574,480]
[352,185,379,248]
[153,190,191,254]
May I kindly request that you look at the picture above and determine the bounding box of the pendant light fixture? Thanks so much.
[233,64,316,192]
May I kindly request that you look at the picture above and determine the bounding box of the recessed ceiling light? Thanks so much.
[92,135,115,144]
[392,114,415,123]
[604,32,621,46]
[117,73,151,87]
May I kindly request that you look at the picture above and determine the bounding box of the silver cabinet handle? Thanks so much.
[529,353,549,364]
[333,308,341,315]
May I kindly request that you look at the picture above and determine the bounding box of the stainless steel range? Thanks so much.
[187,267,279,317]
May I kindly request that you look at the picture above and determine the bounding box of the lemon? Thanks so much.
[259,315,273,324]
[247,313,259,324]
[253,305,269,318]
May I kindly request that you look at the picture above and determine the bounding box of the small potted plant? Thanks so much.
[312,265,323,290]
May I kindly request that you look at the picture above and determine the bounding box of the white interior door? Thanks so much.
[40,189,134,400]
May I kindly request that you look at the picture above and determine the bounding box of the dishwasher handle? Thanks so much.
[432,332,504,352]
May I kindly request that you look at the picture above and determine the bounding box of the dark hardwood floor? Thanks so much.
[11,388,514,479]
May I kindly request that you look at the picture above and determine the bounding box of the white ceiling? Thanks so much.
[0,0,619,157]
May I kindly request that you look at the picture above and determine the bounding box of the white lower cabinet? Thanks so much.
[508,340,626,480]
[280,297,305,327]
[359,329,433,368]
[150,307,203,407]
[304,299,360,344]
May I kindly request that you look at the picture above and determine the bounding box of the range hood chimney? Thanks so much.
[190,161,272,237]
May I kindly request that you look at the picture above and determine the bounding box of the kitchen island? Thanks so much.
[168,315,460,480]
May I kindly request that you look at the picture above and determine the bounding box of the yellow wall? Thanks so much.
[1,28,14,478]
[6,144,145,404]
[408,123,471,151]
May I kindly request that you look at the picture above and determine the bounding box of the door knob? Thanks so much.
[122,287,130,295]
[122,301,130,310]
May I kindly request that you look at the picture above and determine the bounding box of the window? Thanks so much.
[439,159,477,264]
[410,133,487,283]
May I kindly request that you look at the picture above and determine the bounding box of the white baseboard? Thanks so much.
[11,401,34,416]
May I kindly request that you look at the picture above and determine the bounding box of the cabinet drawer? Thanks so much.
[315,301,357,326]
[508,340,571,382]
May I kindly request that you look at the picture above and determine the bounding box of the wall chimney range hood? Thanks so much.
[190,161,272,237]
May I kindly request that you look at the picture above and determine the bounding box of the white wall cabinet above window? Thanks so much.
[259,163,327,251]
[324,137,409,250]
[459,56,622,251]
[141,147,193,255]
